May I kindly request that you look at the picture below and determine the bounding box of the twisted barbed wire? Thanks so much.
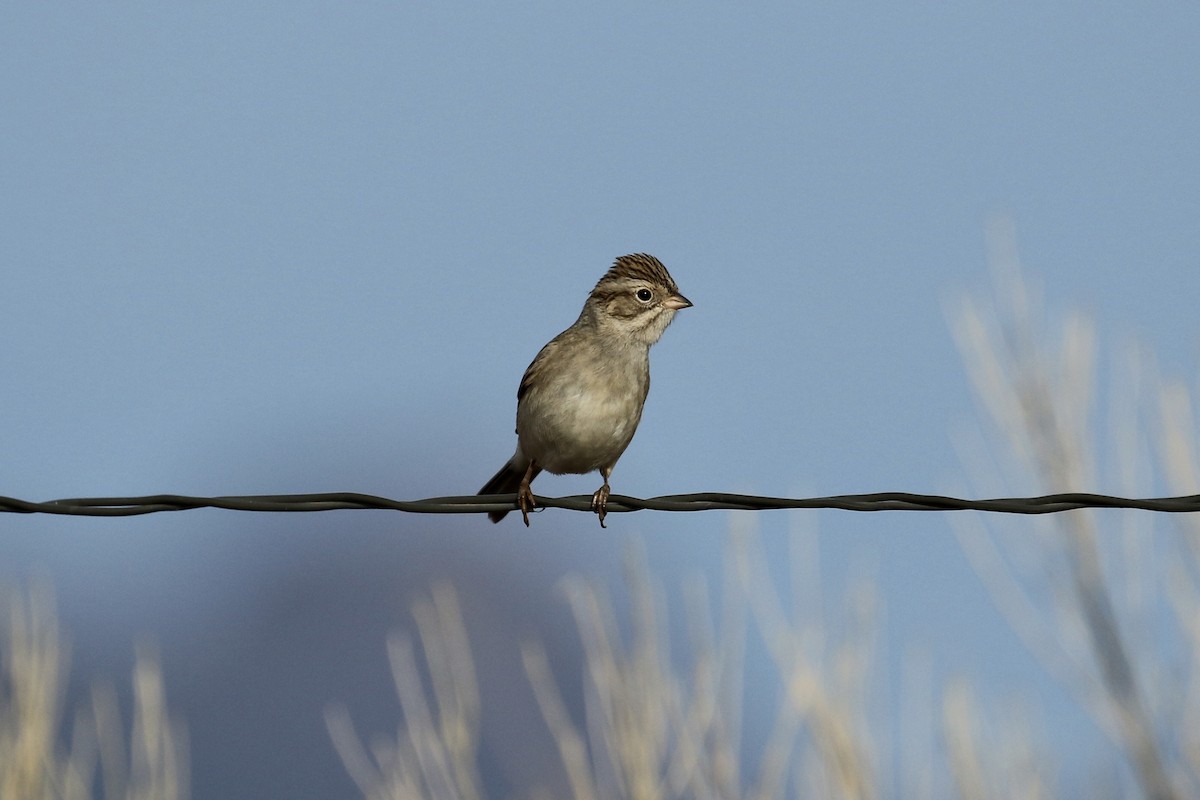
[3,491,1200,518]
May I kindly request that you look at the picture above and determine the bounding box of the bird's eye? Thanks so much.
[635,288,654,303]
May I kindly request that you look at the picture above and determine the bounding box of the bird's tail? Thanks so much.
[478,457,541,523]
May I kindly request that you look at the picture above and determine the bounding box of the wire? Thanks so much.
[3,491,1200,518]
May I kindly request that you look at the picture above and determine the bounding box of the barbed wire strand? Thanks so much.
[3,491,1200,518]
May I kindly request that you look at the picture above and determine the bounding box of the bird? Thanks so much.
[478,253,692,527]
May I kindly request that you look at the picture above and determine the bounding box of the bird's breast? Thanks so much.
[516,359,648,475]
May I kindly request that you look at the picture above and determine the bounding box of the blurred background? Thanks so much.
[2,4,1199,798]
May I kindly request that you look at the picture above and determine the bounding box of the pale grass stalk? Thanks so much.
[951,513,1099,723]
[899,649,936,799]
[943,680,1052,800]
[326,581,482,800]
[388,635,460,798]
[943,680,988,800]
[1165,562,1200,794]
[1,584,186,800]
[950,216,1184,800]
[559,560,677,800]
[673,573,740,798]
[1157,383,1200,567]
[0,582,76,800]
[98,646,189,800]
[521,641,599,800]
[412,583,479,779]
[729,517,876,800]
[1158,386,1200,798]
[344,528,887,798]
[521,536,819,800]
[711,545,748,798]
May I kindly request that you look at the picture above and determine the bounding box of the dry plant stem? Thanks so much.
[941,680,1054,800]
[521,641,600,800]
[326,582,482,800]
[1013,340,1175,800]
[942,681,987,800]
[1065,515,1174,800]
[1158,385,1200,573]
[954,221,1181,800]
[730,522,876,800]
[412,584,480,786]
[521,538,814,800]
[1157,383,1200,797]
[1,584,70,800]
[1,586,186,800]
[123,647,188,800]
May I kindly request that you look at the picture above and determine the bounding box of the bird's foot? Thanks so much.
[591,482,611,528]
[518,482,536,527]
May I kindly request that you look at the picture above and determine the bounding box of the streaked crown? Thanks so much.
[592,253,681,296]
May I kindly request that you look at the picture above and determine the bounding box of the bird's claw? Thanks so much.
[517,484,536,527]
[591,483,611,528]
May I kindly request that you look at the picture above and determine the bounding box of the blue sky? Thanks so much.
[3,4,1199,797]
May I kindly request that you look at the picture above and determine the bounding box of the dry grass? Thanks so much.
[326,582,483,800]
[333,527,882,800]
[0,582,188,800]
[521,541,752,800]
[949,215,1199,800]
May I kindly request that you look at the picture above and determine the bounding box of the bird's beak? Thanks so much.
[664,293,693,310]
